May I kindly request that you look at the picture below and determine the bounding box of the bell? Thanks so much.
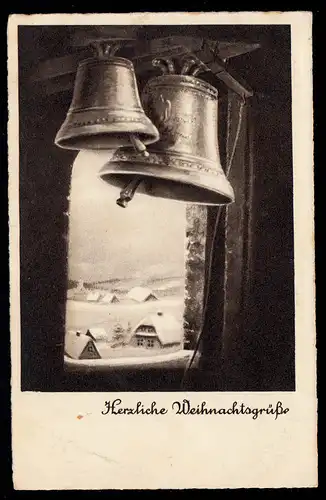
[55,42,159,152]
[99,57,235,206]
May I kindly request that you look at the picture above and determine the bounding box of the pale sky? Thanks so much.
[67,150,186,282]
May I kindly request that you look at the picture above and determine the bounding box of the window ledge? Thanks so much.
[64,349,199,372]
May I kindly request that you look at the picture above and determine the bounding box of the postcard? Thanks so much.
[8,11,317,489]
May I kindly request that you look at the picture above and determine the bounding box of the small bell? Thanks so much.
[55,41,159,152]
[99,57,235,207]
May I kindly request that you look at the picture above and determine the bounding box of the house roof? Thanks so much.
[86,291,101,301]
[101,293,119,303]
[127,286,158,302]
[86,327,109,341]
[64,332,101,359]
[132,312,183,345]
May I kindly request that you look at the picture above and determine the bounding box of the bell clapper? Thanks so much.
[116,177,142,208]
[130,134,149,157]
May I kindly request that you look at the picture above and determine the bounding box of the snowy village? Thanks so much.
[64,278,187,363]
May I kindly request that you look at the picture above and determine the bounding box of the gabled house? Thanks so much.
[129,311,183,351]
[127,286,158,303]
[101,293,119,304]
[64,331,101,360]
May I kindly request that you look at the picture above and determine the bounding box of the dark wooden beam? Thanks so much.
[70,26,140,47]
[134,36,204,56]
[29,51,88,82]
[28,36,258,98]
[209,40,261,60]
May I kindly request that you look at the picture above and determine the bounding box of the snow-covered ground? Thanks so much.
[64,349,198,370]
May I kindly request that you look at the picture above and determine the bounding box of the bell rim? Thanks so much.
[55,130,160,150]
[55,115,160,150]
[99,162,235,205]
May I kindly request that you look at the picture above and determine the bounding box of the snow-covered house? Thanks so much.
[101,293,119,304]
[127,286,158,303]
[64,331,101,360]
[129,311,182,351]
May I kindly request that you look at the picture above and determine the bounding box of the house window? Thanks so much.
[147,339,155,348]
[137,338,144,347]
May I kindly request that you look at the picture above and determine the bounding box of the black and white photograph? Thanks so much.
[17,20,298,392]
[8,12,316,490]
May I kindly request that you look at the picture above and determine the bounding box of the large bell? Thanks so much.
[99,57,235,206]
[55,43,159,152]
